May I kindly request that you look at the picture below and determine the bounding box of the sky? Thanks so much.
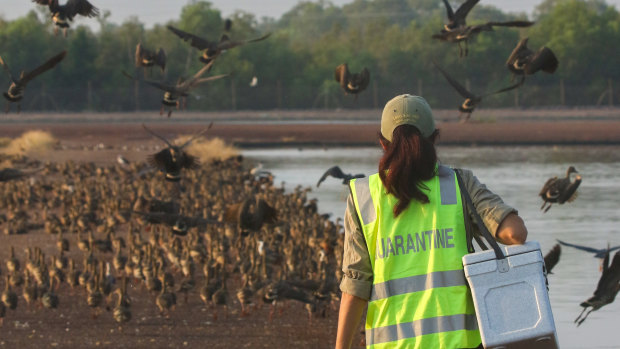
[2,0,620,28]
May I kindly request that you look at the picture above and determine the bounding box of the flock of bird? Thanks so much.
[0,0,616,336]
[0,150,344,328]
[333,0,559,123]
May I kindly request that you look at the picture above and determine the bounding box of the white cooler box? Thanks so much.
[462,241,559,349]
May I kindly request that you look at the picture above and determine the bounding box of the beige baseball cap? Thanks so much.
[380,94,435,142]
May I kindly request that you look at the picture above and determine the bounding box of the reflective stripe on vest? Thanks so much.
[350,165,480,349]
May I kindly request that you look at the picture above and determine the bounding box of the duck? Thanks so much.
[575,250,620,326]
[236,273,253,317]
[506,37,558,83]
[141,123,212,182]
[123,62,228,117]
[22,272,38,307]
[434,62,521,122]
[113,277,132,324]
[0,51,67,113]
[433,20,534,57]
[334,63,370,98]
[6,246,20,273]
[317,166,365,187]
[539,166,582,213]
[135,43,166,74]
[41,278,59,309]
[211,266,228,321]
[167,22,270,65]
[2,275,18,310]
[156,274,176,317]
[32,0,99,37]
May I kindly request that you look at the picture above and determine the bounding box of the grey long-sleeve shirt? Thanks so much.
[340,168,518,300]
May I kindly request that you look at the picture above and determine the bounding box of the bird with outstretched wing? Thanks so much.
[317,166,365,187]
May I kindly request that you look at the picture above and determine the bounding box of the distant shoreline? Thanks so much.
[2,109,620,147]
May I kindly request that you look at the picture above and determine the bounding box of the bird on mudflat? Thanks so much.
[0,51,66,113]
[224,197,278,234]
[0,168,43,182]
[32,0,99,37]
[433,1,534,58]
[543,244,561,274]
[142,123,212,182]
[135,43,166,74]
[434,62,521,122]
[506,37,558,84]
[131,211,222,236]
[334,64,370,98]
[167,22,271,65]
[575,250,620,326]
[124,60,227,117]
[539,166,582,213]
[317,166,365,187]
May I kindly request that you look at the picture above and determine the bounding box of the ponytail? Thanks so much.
[378,125,439,217]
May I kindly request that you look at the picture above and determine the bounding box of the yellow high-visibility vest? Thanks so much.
[350,165,480,349]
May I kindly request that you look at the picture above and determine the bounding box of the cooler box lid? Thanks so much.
[462,241,541,265]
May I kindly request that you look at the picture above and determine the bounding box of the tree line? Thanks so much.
[0,0,619,112]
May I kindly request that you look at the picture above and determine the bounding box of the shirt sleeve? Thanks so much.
[339,193,373,300]
[459,168,518,239]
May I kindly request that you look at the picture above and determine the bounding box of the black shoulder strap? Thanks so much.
[454,169,506,260]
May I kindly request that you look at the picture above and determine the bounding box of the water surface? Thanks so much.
[244,145,620,349]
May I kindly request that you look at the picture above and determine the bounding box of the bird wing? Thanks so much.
[122,70,172,92]
[180,152,199,170]
[256,199,278,225]
[441,0,455,23]
[156,48,166,71]
[480,81,522,98]
[134,43,144,67]
[0,56,16,82]
[543,244,561,273]
[433,62,475,99]
[179,122,213,149]
[19,51,67,86]
[65,0,99,18]
[32,0,57,10]
[334,64,349,87]
[142,124,174,148]
[147,150,171,171]
[505,37,529,67]
[218,32,271,50]
[192,73,229,86]
[538,177,558,197]
[179,60,216,91]
[356,68,371,92]
[526,47,559,75]
[556,239,601,254]
[166,25,213,50]
[487,20,535,28]
[594,251,620,297]
[453,0,480,25]
[317,166,345,187]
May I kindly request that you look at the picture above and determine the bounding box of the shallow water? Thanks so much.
[244,145,620,349]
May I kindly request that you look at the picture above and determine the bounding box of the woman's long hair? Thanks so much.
[379,125,439,217]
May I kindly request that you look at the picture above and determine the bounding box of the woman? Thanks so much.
[335,94,527,349]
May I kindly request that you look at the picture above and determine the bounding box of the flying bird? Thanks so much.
[441,0,480,31]
[32,0,99,37]
[434,62,521,122]
[132,211,222,236]
[224,197,278,234]
[539,166,582,213]
[506,37,558,83]
[543,244,561,274]
[142,123,212,182]
[334,64,370,98]
[317,166,365,187]
[0,51,66,113]
[433,19,534,57]
[135,43,166,74]
[167,24,271,65]
[574,250,620,326]
[124,60,227,117]
[0,168,44,182]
